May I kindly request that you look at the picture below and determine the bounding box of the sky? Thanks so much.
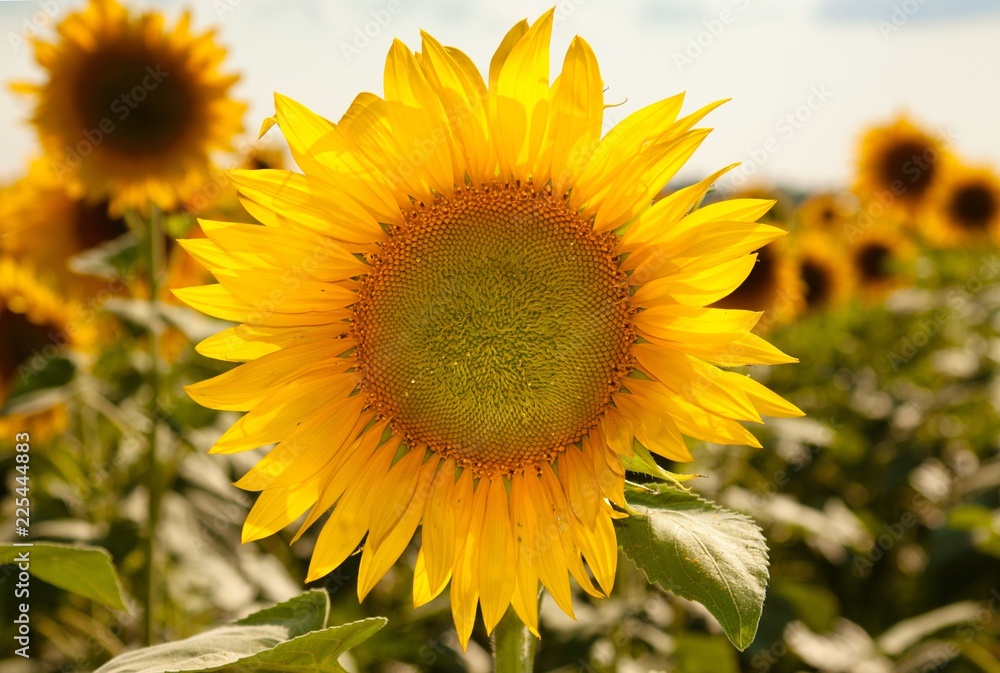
[1,0,999,193]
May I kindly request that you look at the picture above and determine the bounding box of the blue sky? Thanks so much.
[1,0,998,192]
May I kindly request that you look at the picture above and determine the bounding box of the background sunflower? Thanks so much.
[923,163,1000,247]
[13,0,246,214]
[0,260,92,440]
[855,116,948,222]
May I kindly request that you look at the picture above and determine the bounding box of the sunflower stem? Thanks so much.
[492,609,537,673]
[141,206,163,646]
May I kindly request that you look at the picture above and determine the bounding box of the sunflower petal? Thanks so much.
[492,9,554,181]
[478,476,518,633]
[384,39,456,197]
[306,441,396,581]
[358,452,440,600]
[545,36,602,195]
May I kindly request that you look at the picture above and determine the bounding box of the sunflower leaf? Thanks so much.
[94,590,385,673]
[615,483,769,651]
[0,542,127,611]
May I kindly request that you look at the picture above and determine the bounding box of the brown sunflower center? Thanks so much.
[801,259,833,309]
[71,44,194,157]
[0,307,63,403]
[353,181,634,475]
[856,243,892,282]
[879,140,936,202]
[714,245,777,311]
[948,183,996,231]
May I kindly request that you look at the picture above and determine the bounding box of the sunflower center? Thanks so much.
[0,308,62,403]
[801,260,832,309]
[879,140,936,201]
[948,184,995,230]
[856,243,892,282]
[354,182,634,475]
[72,45,194,157]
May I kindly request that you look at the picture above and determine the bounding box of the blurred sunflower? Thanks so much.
[0,260,92,442]
[14,0,245,214]
[795,192,858,233]
[923,164,1000,247]
[849,225,915,300]
[0,161,128,297]
[855,116,945,219]
[179,11,802,646]
[792,233,852,313]
[712,237,802,328]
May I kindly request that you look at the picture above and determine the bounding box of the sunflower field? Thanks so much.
[1,1,998,672]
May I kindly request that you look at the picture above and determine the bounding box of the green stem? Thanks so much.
[492,609,537,673]
[141,207,163,646]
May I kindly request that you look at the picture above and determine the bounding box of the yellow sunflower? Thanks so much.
[855,116,946,220]
[791,232,853,313]
[849,224,915,300]
[178,11,802,646]
[795,192,859,234]
[14,0,246,214]
[712,236,803,328]
[0,259,93,442]
[923,163,1000,247]
[0,160,129,298]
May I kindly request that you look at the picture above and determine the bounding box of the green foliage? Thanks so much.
[94,591,384,673]
[0,542,127,611]
[673,633,739,673]
[616,483,769,651]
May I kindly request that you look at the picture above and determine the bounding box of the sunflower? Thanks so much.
[178,11,802,646]
[855,116,946,220]
[923,164,1000,247]
[712,236,802,328]
[791,232,853,313]
[795,192,858,234]
[849,224,915,301]
[0,260,93,442]
[14,0,245,214]
[0,161,129,298]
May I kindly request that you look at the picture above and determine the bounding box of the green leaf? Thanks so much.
[0,542,127,610]
[93,590,385,673]
[615,483,769,650]
[198,618,387,672]
[949,505,1000,558]
[68,231,138,280]
[234,589,329,635]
